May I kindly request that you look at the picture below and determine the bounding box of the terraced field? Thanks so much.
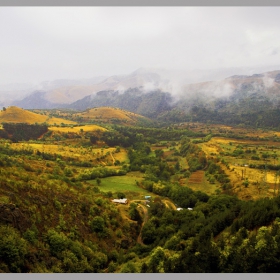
[187,170,218,195]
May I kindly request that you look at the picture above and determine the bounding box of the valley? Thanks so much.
[1,105,280,272]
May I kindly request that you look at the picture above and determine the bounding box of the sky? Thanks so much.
[1,6,280,85]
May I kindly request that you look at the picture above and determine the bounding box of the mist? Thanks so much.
[1,7,280,87]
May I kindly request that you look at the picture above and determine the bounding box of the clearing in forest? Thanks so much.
[90,172,152,199]
[187,170,219,195]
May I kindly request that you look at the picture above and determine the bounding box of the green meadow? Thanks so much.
[89,171,153,199]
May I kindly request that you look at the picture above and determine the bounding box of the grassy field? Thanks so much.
[199,137,280,199]
[0,106,76,125]
[49,124,107,133]
[186,171,219,195]
[73,107,148,125]
[89,171,153,200]
[9,142,128,164]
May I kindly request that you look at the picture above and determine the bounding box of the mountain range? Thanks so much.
[2,66,280,128]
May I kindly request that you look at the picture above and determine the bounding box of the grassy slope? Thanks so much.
[74,107,149,124]
[200,137,280,200]
[49,124,107,133]
[89,171,153,200]
[0,106,76,125]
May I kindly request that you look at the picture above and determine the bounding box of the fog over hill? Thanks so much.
[1,65,280,113]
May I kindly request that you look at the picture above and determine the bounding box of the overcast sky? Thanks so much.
[1,6,280,85]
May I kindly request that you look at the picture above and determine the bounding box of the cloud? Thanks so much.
[1,7,280,85]
[262,75,274,88]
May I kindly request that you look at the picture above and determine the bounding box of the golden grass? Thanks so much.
[0,106,47,123]
[49,124,107,133]
[200,136,280,200]
[44,117,76,125]
[74,107,147,123]
[0,106,76,125]
[10,142,128,165]
[113,149,129,163]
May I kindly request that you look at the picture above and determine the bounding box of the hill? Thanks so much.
[0,106,76,125]
[5,68,280,129]
[69,88,172,119]
[73,107,153,125]
[176,70,280,113]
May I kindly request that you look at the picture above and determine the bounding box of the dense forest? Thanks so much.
[2,123,48,142]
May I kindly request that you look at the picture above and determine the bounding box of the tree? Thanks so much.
[96,178,101,186]
[90,135,99,144]
[174,161,180,171]
[120,261,137,273]
[129,203,142,222]
[46,229,69,257]
[90,216,105,233]
[117,192,125,199]
[155,149,164,158]
[0,225,27,272]
[141,222,157,244]
[243,178,249,188]
[147,246,165,272]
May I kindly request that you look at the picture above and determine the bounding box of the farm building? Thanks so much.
[177,208,183,211]
[145,195,151,199]
[112,198,128,204]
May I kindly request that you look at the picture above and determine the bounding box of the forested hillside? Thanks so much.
[1,109,280,272]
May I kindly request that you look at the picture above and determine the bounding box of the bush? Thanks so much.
[90,216,105,233]
[46,229,69,257]
[0,226,27,272]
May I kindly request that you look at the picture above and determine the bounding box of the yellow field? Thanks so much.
[74,107,148,124]
[187,171,218,195]
[200,137,280,200]
[49,124,107,133]
[42,117,76,125]
[10,142,128,165]
[76,107,131,120]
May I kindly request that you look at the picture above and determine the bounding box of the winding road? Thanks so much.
[116,198,177,245]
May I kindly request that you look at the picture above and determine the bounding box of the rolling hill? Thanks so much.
[69,88,172,119]
[0,106,76,125]
[73,107,153,125]
[5,68,280,129]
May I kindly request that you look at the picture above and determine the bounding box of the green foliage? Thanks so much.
[120,261,138,273]
[2,123,48,142]
[90,135,99,144]
[46,229,69,257]
[141,222,157,245]
[90,216,105,233]
[129,203,142,222]
[78,166,126,181]
[96,178,101,186]
[23,228,38,245]
[54,199,62,211]
[147,246,165,272]
[4,111,280,273]
[0,226,27,272]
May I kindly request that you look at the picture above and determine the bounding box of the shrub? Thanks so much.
[0,225,27,272]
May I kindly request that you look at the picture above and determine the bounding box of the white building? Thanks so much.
[112,198,128,204]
